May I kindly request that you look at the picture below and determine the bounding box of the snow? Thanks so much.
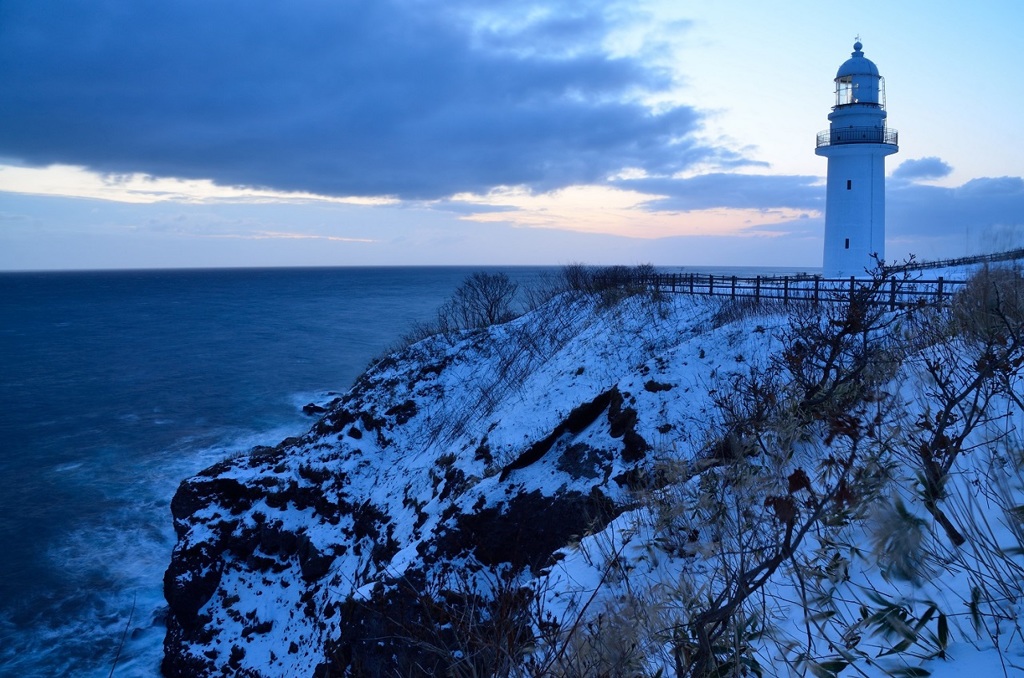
[166,272,1024,676]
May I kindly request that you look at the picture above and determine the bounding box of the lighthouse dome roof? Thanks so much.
[836,41,879,78]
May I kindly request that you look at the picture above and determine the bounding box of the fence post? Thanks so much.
[783,277,789,305]
[937,276,944,304]
[708,275,714,296]
[731,275,737,299]
[849,276,856,304]
[755,276,761,302]
[889,279,897,310]
[814,277,820,306]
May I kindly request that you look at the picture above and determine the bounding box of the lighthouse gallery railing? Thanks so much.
[816,126,898,148]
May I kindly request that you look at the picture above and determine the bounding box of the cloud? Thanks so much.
[617,173,824,211]
[0,0,737,201]
[204,231,377,243]
[0,188,826,270]
[891,157,953,182]
[887,176,1024,253]
[447,182,815,239]
[0,163,397,205]
[957,175,1024,198]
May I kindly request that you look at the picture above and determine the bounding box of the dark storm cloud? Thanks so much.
[621,173,824,211]
[891,157,953,182]
[0,0,727,200]
[888,176,1024,238]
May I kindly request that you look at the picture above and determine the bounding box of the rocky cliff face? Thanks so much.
[162,292,737,676]
[162,273,1024,676]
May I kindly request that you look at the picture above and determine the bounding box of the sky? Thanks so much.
[1,0,1023,271]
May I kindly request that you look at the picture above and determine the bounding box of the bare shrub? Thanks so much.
[440,271,520,330]
[381,564,536,678]
[396,271,521,347]
[709,297,787,328]
[897,266,1024,546]
[628,267,919,676]
[559,262,594,293]
[869,496,932,583]
[539,264,1024,675]
[952,265,1024,344]
[521,270,569,312]
[537,592,656,677]
[558,263,659,306]
[781,276,909,420]
[401,318,452,346]
[644,408,884,674]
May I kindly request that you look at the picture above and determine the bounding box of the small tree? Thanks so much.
[400,272,521,345]
[440,272,520,330]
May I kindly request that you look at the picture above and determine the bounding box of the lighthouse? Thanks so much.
[816,41,898,277]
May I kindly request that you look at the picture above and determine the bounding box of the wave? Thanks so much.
[0,413,318,677]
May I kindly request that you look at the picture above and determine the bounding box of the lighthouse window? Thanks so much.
[836,77,854,106]
[847,180,852,190]
[845,238,850,249]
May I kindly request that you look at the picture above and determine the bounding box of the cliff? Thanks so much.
[163,271,1024,677]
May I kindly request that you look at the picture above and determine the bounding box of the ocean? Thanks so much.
[0,264,810,676]
[0,266,552,676]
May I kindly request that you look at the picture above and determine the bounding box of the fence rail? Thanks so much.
[645,273,964,308]
[900,247,1024,272]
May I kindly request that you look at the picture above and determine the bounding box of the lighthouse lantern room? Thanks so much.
[815,41,898,277]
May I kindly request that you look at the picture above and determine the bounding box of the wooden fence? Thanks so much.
[901,247,1024,272]
[645,273,966,308]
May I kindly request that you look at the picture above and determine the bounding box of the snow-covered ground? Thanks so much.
[163,270,1024,676]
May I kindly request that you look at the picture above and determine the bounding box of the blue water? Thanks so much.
[0,266,553,677]
[0,263,805,676]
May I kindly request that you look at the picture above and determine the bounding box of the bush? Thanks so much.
[952,265,1024,344]
[440,272,520,330]
[559,263,658,306]
[399,271,521,346]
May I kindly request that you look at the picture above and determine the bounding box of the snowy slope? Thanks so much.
[163,279,1024,677]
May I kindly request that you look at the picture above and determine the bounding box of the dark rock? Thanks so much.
[445,489,620,570]
[556,443,607,480]
[241,620,273,638]
[324,577,444,677]
[499,388,615,481]
[162,627,217,678]
[303,402,329,416]
[473,441,493,464]
[171,477,261,524]
[163,543,224,632]
[297,534,335,583]
[608,389,650,462]
[384,399,418,425]
[312,408,357,436]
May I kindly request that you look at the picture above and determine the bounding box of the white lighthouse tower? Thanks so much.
[816,41,898,277]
